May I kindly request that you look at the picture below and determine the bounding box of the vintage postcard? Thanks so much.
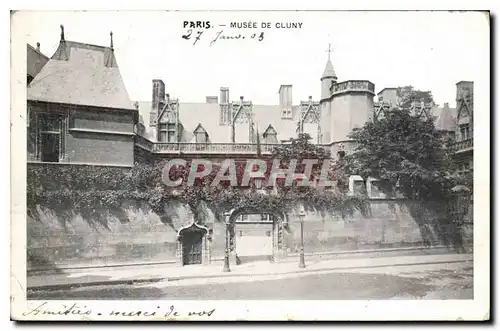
[10,10,490,321]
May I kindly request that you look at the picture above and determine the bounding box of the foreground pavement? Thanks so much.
[28,259,473,300]
[27,253,472,292]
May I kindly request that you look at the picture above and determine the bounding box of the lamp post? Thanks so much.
[450,185,471,254]
[298,207,306,268]
[223,211,231,272]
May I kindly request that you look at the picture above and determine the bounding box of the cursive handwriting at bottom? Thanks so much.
[22,302,216,319]
[22,302,92,317]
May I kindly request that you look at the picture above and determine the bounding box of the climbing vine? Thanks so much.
[27,134,368,224]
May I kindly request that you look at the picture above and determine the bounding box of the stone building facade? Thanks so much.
[26,28,473,269]
[27,26,138,167]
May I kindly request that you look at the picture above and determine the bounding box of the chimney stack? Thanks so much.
[152,79,166,110]
[278,85,292,108]
[220,87,229,104]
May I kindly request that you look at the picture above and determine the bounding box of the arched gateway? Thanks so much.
[225,207,290,263]
[176,222,210,265]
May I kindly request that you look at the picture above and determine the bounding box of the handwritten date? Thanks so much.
[182,29,265,47]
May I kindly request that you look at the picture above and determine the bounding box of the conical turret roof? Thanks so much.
[322,59,337,79]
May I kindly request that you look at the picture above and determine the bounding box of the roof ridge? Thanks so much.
[27,43,49,59]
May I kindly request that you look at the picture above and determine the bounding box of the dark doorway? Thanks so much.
[40,133,60,162]
[182,231,203,265]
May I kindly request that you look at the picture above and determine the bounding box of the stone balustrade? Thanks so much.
[449,138,473,154]
[134,136,333,155]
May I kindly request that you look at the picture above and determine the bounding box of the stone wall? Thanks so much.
[284,200,424,254]
[27,198,472,271]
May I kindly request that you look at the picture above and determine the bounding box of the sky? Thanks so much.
[17,10,489,108]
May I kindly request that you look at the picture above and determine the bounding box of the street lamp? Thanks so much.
[450,185,471,254]
[298,207,306,268]
[223,211,232,272]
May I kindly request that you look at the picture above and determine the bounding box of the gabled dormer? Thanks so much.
[455,81,474,141]
[193,123,209,143]
[410,101,434,120]
[298,96,320,132]
[262,124,278,144]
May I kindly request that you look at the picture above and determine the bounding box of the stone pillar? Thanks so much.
[206,234,212,264]
[280,220,288,259]
[175,238,183,266]
[202,236,209,265]
[273,219,287,262]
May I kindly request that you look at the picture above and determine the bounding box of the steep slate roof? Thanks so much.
[138,98,460,143]
[27,44,49,79]
[138,100,459,143]
[27,31,134,110]
[137,101,301,143]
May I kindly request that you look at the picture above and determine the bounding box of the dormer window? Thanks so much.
[459,124,470,141]
[263,124,278,144]
[194,123,209,143]
[159,123,177,142]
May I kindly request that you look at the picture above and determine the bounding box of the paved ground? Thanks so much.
[27,252,472,289]
[27,259,473,300]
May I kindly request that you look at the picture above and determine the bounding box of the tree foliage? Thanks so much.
[345,106,459,204]
[396,85,435,108]
[343,104,470,250]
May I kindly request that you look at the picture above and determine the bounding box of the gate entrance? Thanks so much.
[182,231,203,265]
[234,213,275,263]
[177,222,209,266]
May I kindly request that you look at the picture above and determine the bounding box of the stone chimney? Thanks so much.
[152,79,165,111]
[220,87,229,104]
[279,85,292,107]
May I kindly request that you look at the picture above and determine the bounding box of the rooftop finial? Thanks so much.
[110,31,114,49]
[326,43,333,61]
[60,24,65,41]
[36,42,40,51]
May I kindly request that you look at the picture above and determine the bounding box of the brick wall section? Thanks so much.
[27,102,136,166]
[65,132,134,165]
